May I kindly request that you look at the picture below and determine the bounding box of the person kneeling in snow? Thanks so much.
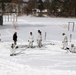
[37,30,42,47]
[10,43,18,56]
[69,44,76,53]
[28,32,34,48]
[62,33,68,50]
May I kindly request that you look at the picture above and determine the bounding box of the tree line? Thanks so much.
[0,0,76,17]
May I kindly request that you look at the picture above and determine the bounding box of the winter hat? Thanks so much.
[62,33,65,35]
[30,32,32,35]
[71,44,74,47]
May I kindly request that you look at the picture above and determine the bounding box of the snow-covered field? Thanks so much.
[0,15,76,75]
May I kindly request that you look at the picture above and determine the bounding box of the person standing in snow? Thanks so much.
[62,33,68,50]
[28,32,34,48]
[37,30,42,47]
[13,32,17,45]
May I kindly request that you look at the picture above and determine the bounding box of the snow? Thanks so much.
[0,15,76,75]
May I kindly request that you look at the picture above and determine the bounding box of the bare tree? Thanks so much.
[44,0,51,16]
[28,0,37,15]
[11,0,23,15]
[69,0,76,17]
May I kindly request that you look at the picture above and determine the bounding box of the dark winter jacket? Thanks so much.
[13,32,17,42]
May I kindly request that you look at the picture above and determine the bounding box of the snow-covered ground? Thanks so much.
[0,15,76,75]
